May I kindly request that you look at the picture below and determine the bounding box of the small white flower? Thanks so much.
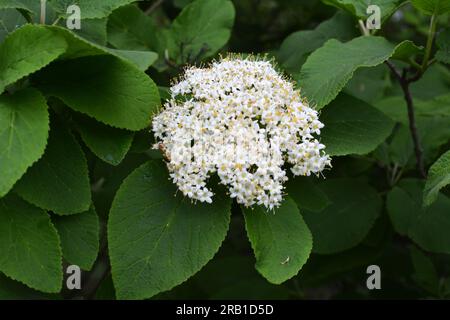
[152,56,331,209]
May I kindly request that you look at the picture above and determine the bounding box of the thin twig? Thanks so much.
[358,19,370,36]
[145,0,164,15]
[421,14,437,71]
[400,75,427,178]
[406,14,437,82]
[40,0,46,24]
[384,60,402,82]
[384,60,426,178]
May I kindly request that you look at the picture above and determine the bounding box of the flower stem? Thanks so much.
[40,0,46,24]
[421,14,437,71]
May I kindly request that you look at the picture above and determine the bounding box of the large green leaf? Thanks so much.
[0,273,58,300]
[191,256,289,300]
[0,0,34,13]
[48,0,139,19]
[35,55,160,130]
[409,246,440,296]
[410,0,450,15]
[168,0,235,63]
[72,17,108,46]
[242,197,313,284]
[108,160,231,299]
[0,194,62,293]
[302,179,382,254]
[390,40,424,63]
[321,0,405,21]
[277,12,357,75]
[320,93,395,156]
[424,150,450,206]
[0,88,49,197]
[0,8,27,42]
[387,179,450,254]
[41,26,157,71]
[436,29,450,64]
[0,24,67,94]
[52,206,99,270]
[15,122,91,215]
[107,4,158,51]
[298,36,400,109]
[344,65,390,103]
[75,116,134,166]
[106,49,158,71]
[386,116,450,168]
[286,177,331,212]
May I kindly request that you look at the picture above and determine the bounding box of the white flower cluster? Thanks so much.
[152,57,331,209]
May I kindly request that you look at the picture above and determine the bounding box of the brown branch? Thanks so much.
[385,60,427,178]
[400,80,426,178]
[384,60,402,82]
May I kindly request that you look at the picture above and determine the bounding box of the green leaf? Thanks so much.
[106,5,160,70]
[0,8,27,42]
[189,256,289,299]
[277,12,357,75]
[0,88,49,197]
[35,55,160,130]
[48,0,139,19]
[72,18,108,45]
[386,116,450,168]
[75,116,134,166]
[95,276,116,300]
[424,150,450,206]
[42,26,157,70]
[321,0,405,21]
[107,49,158,71]
[174,0,195,8]
[242,197,313,284]
[375,94,450,122]
[302,179,382,254]
[15,122,91,215]
[390,40,424,63]
[298,36,398,109]
[107,4,158,51]
[410,64,450,100]
[436,29,450,64]
[0,24,67,94]
[108,160,231,299]
[298,242,385,286]
[410,0,450,15]
[286,177,331,212]
[0,0,34,12]
[320,93,395,156]
[168,0,235,63]
[46,26,110,59]
[52,206,99,270]
[409,246,440,296]
[344,65,390,103]
[387,179,450,254]
[0,194,62,293]
[0,273,58,300]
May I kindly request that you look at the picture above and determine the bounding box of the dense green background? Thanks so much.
[0,0,449,300]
